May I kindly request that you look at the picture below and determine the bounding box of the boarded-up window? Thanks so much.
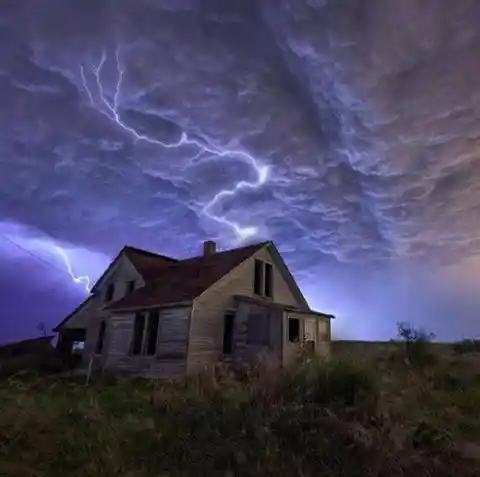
[95,321,106,354]
[288,317,300,342]
[131,312,145,355]
[246,313,270,345]
[264,263,273,298]
[145,310,160,356]
[253,260,263,295]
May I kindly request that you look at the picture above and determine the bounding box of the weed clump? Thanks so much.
[1,341,479,477]
[281,358,378,408]
[452,339,480,355]
[395,321,437,367]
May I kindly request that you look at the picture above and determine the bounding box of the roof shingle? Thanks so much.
[122,246,179,282]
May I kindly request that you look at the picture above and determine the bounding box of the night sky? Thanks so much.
[1,1,480,344]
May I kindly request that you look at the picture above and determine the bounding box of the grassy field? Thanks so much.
[1,335,480,477]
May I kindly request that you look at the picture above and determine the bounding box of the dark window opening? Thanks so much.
[131,312,145,355]
[222,311,235,354]
[288,317,300,343]
[264,263,273,298]
[253,259,263,295]
[127,280,136,293]
[105,283,115,302]
[145,310,160,356]
[95,321,106,354]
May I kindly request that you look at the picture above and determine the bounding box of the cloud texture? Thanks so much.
[1,0,480,342]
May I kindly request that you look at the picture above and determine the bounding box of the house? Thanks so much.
[53,240,334,379]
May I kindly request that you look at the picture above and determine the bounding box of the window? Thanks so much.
[95,321,106,354]
[253,259,274,299]
[72,341,85,352]
[254,259,263,295]
[131,310,161,356]
[222,311,235,354]
[288,317,300,342]
[105,283,115,302]
[145,310,160,356]
[127,280,136,293]
[131,312,146,355]
[264,263,273,298]
[246,313,270,346]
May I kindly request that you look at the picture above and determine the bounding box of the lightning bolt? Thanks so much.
[53,246,92,293]
[79,47,270,241]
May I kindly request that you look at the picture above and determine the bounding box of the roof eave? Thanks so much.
[233,294,335,319]
[108,300,193,313]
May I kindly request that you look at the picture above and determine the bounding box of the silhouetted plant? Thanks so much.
[452,339,480,355]
[396,322,436,367]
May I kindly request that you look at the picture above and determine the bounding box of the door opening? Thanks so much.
[222,311,235,354]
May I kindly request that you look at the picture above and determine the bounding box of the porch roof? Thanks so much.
[234,294,335,319]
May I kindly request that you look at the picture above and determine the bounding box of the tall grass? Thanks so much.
[1,351,480,477]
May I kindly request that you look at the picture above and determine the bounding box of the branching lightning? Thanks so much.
[55,47,270,292]
[80,47,270,240]
[53,246,92,293]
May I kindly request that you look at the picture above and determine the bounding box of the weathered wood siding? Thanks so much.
[282,311,331,367]
[59,253,145,365]
[187,244,303,374]
[60,253,144,331]
[231,300,283,366]
[99,306,191,379]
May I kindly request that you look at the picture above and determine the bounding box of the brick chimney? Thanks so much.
[203,240,216,257]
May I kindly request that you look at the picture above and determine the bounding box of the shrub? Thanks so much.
[282,358,378,407]
[452,339,480,355]
[396,322,437,367]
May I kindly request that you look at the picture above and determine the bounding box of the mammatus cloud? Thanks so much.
[1,0,480,342]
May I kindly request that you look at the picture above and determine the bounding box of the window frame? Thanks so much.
[253,259,274,299]
[130,310,160,356]
[95,320,106,355]
[145,310,160,356]
[288,317,300,343]
[264,262,273,298]
[127,280,136,294]
[131,312,146,355]
[105,283,115,302]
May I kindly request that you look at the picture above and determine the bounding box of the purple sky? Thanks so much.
[1,1,480,344]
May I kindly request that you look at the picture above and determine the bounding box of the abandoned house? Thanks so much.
[54,240,334,379]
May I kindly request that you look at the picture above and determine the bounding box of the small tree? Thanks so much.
[396,322,436,367]
[37,322,47,337]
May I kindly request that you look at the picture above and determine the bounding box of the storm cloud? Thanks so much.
[1,0,480,342]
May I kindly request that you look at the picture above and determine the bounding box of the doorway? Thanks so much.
[222,311,235,354]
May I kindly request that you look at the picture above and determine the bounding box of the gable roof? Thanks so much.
[90,245,178,293]
[107,241,269,311]
[122,246,179,281]
[264,243,310,310]
[52,295,95,332]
